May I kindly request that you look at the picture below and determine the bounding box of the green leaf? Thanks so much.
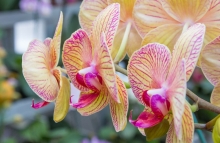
[144,119,169,141]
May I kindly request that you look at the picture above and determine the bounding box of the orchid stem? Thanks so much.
[185,100,198,112]
[124,81,131,89]
[58,67,67,74]
[114,22,132,64]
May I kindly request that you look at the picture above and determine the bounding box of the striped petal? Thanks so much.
[133,0,178,38]
[79,0,108,35]
[109,75,128,132]
[50,12,63,69]
[96,33,119,102]
[166,104,194,143]
[161,0,210,23]
[201,35,220,86]
[91,3,120,49]
[53,76,70,123]
[204,26,220,47]
[77,86,109,116]
[167,60,186,140]
[141,24,182,52]
[63,29,92,91]
[169,23,205,81]
[108,0,135,22]
[128,43,171,105]
[22,40,59,102]
[72,91,99,108]
[211,83,220,107]
[31,100,50,109]
[199,0,220,27]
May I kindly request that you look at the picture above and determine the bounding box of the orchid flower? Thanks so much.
[79,0,142,63]
[201,36,220,107]
[128,23,205,142]
[22,12,70,123]
[133,0,220,65]
[62,4,128,132]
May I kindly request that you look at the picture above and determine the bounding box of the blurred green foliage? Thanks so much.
[0,0,19,11]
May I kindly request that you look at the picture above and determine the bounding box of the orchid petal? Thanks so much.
[72,91,99,108]
[63,29,92,91]
[133,0,178,37]
[211,83,220,106]
[96,33,119,103]
[31,100,50,109]
[129,110,162,128]
[77,87,109,116]
[161,0,210,23]
[141,24,182,52]
[50,12,63,69]
[84,72,102,91]
[22,40,59,102]
[199,0,220,27]
[201,35,220,86]
[79,0,108,35]
[138,128,146,136]
[167,59,186,140]
[91,3,120,49]
[128,43,171,105]
[53,76,70,123]
[166,104,194,143]
[109,75,128,132]
[204,26,220,48]
[169,23,205,81]
[108,0,135,22]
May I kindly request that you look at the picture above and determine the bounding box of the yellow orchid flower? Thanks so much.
[133,0,220,65]
[79,0,142,63]
[22,12,70,123]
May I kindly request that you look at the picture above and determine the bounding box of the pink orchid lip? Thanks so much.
[31,99,50,109]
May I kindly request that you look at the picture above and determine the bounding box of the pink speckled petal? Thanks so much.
[169,23,205,81]
[79,0,108,35]
[201,35,220,86]
[31,99,50,109]
[50,12,63,69]
[129,110,162,128]
[22,40,59,102]
[133,0,178,38]
[72,91,100,108]
[91,3,120,49]
[167,59,186,140]
[161,0,210,23]
[128,43,171,105]
[109,75,128,132]
[166,104,194,143]
[96,33,119,102]
[63,29,92,91]
[77,87,109,116]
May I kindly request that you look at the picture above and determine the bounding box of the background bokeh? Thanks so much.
[0,0,215,143]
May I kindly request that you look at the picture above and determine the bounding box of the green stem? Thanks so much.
[114,22,132,63]
[124,81,131,89]
[185,100,198,112]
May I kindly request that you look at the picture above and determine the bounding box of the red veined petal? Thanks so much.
[168,23,205,81]
[167,59,186,140]
[166,104,194,142]
[50,12,63,69]
[63,29,92,91]
[79,0,108,35]
[109,75,128,132]
[201,35,220,86]
[22,40,59,102]
[128,43,171,106]
[91,3,120,49]
[95,33,119,102]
